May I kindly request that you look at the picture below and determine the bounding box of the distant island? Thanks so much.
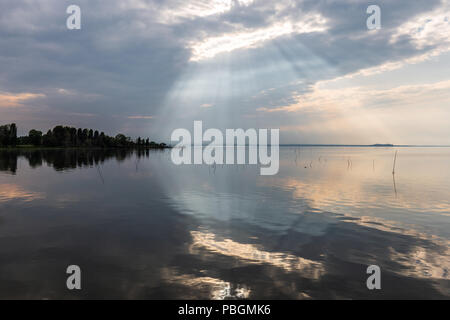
[371,144,394,147]
[0,123,168,149]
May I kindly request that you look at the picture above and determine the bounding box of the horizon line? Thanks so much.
[185,144,450,147]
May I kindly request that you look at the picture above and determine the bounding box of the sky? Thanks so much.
[0,0,449,144]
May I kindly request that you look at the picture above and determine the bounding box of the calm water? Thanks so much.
[0,147,449,299]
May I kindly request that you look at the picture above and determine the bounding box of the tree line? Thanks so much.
[0,123,167,148]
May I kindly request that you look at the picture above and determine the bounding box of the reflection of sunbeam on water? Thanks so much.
[190,231,324,278]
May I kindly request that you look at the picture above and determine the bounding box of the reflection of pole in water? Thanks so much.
[96,165,105,184]
[208,162,217,175]
[392,151,398,197]
[392,171,398,198]
[392,150,398,174]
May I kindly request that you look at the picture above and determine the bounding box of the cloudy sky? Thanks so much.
[0,0,449,144]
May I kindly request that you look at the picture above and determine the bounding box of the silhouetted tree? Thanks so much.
[0,123,17,146]
[9,123,17,146]
[29,129,43,146]
[77,128,83,144]
[43,130,56,147]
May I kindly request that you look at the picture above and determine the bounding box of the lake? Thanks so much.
[0,147,449,299]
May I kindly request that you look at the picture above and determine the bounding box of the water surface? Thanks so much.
[0,147,449,299]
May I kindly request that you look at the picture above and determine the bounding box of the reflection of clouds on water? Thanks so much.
[275,175,450,215]
[162,268,251,300]
[181,219,450,298]
[0,183,45,203]
[267,150,450,286]
[155,148,450,298]
[190,231,324,277]
[389,247,450,280]
[0,148,449,298]
[287,180,450,285]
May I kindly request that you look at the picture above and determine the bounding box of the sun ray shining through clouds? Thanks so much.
[0,0,449,143]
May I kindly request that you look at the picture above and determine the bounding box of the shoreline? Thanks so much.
[0,146,171,151]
